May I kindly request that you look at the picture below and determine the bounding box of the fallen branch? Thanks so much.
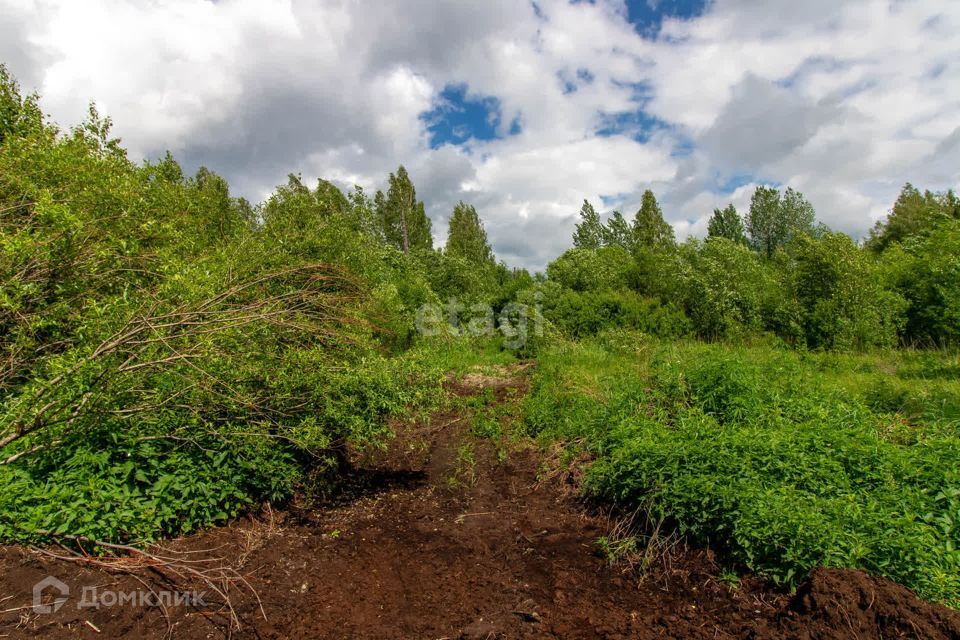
[29,531,265,632]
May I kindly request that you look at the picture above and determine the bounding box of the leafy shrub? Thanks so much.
[545,246,634,292]
[542,288,690,339]
[0,432,300,544]
[678,238,773,340]
[790,233,906,350]
[526,340,960,606]
[882,220,960,345]
[0,69,447,545]
[864,378,960,427]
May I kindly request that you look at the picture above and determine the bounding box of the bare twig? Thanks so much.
[29,532,266,631]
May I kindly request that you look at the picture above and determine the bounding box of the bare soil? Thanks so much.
[1,365,958,639]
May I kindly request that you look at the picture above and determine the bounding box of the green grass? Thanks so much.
[406,335,519,376]
[524,332,960,606]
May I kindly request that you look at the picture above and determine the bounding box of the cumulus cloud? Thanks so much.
[700,74,845,171]
[647,0,960,237]
[1,0,957,269]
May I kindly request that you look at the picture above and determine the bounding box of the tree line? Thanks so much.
[559,180,960,349]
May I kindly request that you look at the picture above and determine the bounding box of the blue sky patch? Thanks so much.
[599,193,631,208]
[717,173,753,193]
[594,79,669,142]
[421,84,517,149]
[670,138,695,158]
[624,0,709,37]
[595,108,668,143]
[558,67,596,94]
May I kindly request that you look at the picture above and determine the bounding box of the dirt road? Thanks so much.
[2,365,958,639]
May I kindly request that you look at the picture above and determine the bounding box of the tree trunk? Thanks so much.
[400,189,411,254]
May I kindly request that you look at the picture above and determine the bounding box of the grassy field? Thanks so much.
[523,331,960,606]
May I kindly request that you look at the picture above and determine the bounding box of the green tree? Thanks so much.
[707,204,746,244]
[315,178,349,216]
[546,246,633,292]
[0,64,43,144]
[632,189,675,251]
[446,201,494,264]
[883,219,960,344]
[681,238,771,339]
[573,199,604,249]
[602,210,632,249]
[154,150,184,183]
[344,185,380,237]
[746,186,815,258]
[866,183,960,252]
[261,174,344,233]
[191,166,251,242]
[791,232,905,349]
[376,165,432,253]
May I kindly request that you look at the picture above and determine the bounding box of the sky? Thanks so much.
[1,0,958,270]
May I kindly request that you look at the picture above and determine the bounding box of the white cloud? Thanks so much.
[1,0,957,270]
[647,0,960,240]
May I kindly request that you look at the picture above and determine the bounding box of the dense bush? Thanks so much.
[413,248,502,304]
[525,339,960,606]
[547,184,960,350]
[789,233,906,349]
[883,220,960,345]
[546,246,634,292]
[0,68,448,544]
[541,288,689,339]
[677,238,772,339]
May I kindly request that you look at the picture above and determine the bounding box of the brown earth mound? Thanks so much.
[1,366,957,639]
[782,567,960,639]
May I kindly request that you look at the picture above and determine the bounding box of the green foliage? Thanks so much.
[542,288,690,339]
[707,204,747,244]
[376,165,432,253]
[573,199,604,249]
[631,189,675,251]
[545,187,926,351]
[344,185,383,241]
[526,340,960,606]
[746,186,816,258]
[627,245,685,302]
[679,238,771,339]
[790,233,905,350]
[471,409,502,439]
[0,64,43,144]
[261,174,347,233]
[448,442,477,488]
[414,248,502,305]
[445,201,494,264]
[546,246,634,292]
[882,219,960,345]
[602,210,633,249]
[0,432,300,544]
[867,183,960,252]
[0,69,455,546]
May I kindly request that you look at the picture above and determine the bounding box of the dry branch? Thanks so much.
[0,262,364,462]
[30,531,265,632]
